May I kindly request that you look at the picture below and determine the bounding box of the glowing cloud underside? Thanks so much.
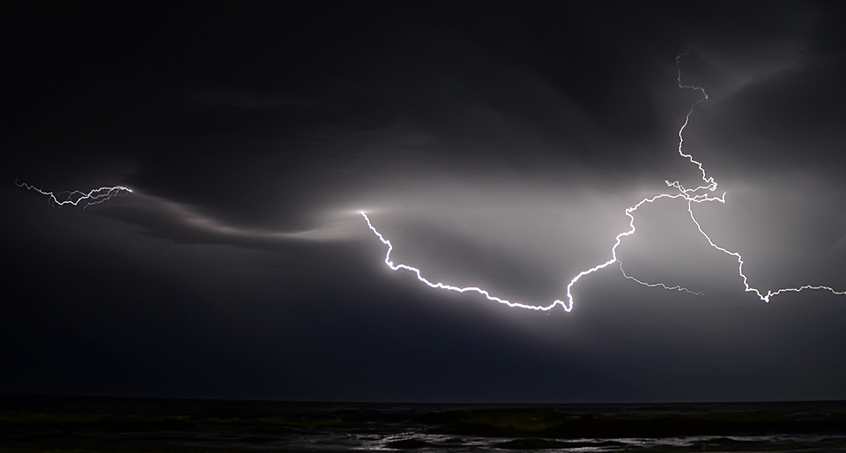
[361,52,846,312]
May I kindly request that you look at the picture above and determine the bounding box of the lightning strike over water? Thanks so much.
[16,180,133,209]
[361,52,846,312]
[15,52,846,313]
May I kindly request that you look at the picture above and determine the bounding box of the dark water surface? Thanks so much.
[2,395,845,452]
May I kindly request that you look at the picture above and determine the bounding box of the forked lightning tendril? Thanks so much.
[361,51,846,311]
[16,180,132,208]
[15,52,845,310]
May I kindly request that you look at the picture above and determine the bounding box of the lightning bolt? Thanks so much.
[15,52,845,310]
[16,179,133,209]
[361,211,569,312]
[362,51,846,311]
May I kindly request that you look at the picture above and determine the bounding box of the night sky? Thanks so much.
[5,2,846,403]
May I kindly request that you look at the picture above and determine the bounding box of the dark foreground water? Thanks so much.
[1,395,845,452]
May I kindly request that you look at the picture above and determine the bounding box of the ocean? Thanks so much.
[1,394,845,452]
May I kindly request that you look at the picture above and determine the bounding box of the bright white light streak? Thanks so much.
[362,210,569,312]
[361,51,846,311]
[16,179,133,209]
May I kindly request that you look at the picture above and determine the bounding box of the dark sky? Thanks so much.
[4,1,846,403]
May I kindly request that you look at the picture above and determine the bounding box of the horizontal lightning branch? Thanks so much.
[16,179,133,208]
[361,51,846,311]
[361,211,568,312]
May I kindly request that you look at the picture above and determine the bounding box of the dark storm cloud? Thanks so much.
[5,1,846,402]
[706,57,846,175]
[115,1,837,217]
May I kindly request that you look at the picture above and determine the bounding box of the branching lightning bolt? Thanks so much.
[362,51,846,311]
[14,52,845,310]
[16,179,133,209]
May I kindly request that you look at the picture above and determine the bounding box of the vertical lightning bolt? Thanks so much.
[361,51,846,311]
[16,179,133,208]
